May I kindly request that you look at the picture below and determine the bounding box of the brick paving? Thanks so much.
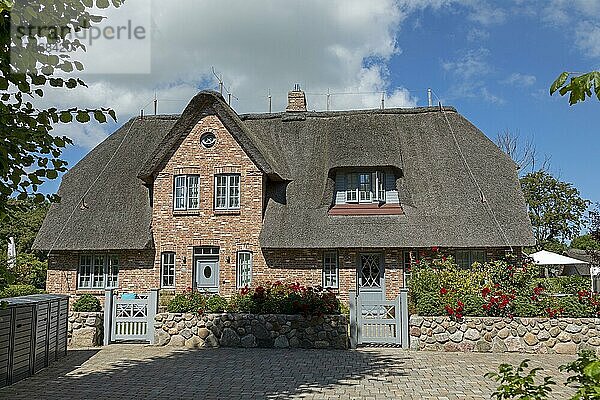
[0,345,578,399]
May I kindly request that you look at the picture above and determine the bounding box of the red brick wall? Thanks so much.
[151,115,266,296]
[46,250,154,306]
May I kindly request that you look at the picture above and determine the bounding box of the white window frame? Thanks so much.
[215,174,241,210]
[236,251,253,288]
[322,251,339,289]
[345,171,385,204]
[161,252,176,288]
[78,254,119,290]
[173,174,200,211]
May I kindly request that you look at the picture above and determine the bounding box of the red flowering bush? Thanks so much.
[227,281,341,316]
[481,286,515,317]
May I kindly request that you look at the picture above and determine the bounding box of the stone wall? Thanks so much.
[410,316,600,355]
[154,313,348,349]
[68,312,103,347]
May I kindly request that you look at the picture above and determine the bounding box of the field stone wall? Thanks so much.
[155,313,349,349]
[410,316,600,355]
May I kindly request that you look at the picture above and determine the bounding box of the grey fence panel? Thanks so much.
[0,294,69,389]
[350,292,409,348]
[105,289,159,344]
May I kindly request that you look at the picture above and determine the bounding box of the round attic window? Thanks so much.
[200,132,216,148]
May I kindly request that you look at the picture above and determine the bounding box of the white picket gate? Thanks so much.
[103,289,158,345]
[349,288,409,348]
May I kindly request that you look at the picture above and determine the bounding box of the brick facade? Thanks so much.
[46,250,154,304]
[45,112,514,306]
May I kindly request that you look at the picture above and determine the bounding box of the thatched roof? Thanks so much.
[241,108,534,248]
[33,115,178,251]
[34,90,535,251]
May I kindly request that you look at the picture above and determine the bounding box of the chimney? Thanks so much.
[286,84,307,112]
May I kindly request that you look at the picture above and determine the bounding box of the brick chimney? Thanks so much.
[286,84,307,112]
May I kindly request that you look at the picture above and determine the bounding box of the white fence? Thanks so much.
[103,289,158,345]
[349,289,409,348]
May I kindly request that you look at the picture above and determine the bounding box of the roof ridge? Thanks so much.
[239,106,457,120]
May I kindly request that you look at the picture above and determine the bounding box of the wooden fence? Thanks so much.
[0,294,69,388]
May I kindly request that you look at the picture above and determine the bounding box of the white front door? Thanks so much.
[194,258,219,292]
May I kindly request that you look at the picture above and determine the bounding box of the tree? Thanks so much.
[571,234,600,251]
[550,71,600,105]
[495,129,550,175]
[0,0,121,221]
[0,198,49,255]
[520,171,590,251]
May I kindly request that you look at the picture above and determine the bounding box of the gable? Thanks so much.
[138,91,288,185]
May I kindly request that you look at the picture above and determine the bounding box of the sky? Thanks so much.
[40,0,599,206]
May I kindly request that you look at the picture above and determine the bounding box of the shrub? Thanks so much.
[167,290,206,313]
[0,284,43,299]
[206,295,227,313]
[226,293,256,313]
[462,293,485,316]
[485,359,556,400]
[513,296,542,317]
[535,276,591,295]
[415,292,443,316]
[72,294,101,312]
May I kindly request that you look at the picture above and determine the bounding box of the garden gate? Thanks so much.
[349,288,409,348]
[103,289,158,345]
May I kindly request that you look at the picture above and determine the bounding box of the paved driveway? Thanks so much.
[0,345,577,399]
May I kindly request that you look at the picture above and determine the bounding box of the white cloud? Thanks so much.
[575,22,600,58]
[38,0,434,149]
[441,48,503,103]
[501,73,537,87]
[467,28,489,42]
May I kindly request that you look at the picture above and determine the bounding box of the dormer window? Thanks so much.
[345,172,385,203]
[174,174,200,211]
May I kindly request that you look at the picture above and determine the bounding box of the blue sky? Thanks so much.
[42,1,599,206]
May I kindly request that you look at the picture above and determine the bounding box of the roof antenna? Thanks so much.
[438,101,442,111]
[212,67,224,95]
[381,92,385,109]
[153,92,158,115]
[326,88,331,111]
[427,88,432,107]
[268,89,272,114]
[140,109,144,119]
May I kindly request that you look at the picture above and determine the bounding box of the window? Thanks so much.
[322,251,339,289]
[161,252,175,288]
[455,250,486,269]
[174,175,200,211]
[78,255,119,289]
[402,251,419,288]
[345,171,385,203]
[215,174,240,210]
[236,251,252,288]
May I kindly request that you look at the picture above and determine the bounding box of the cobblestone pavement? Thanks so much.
[0,345,577,399]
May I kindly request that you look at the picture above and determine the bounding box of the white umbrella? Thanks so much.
[530,250,589,266]
[7,236,16,269]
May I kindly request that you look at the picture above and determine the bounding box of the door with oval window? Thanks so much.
[193,247,219,293]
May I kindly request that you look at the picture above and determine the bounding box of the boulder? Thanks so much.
[219,328,241,347]
[274,335,289,348]
[241,334,257,348]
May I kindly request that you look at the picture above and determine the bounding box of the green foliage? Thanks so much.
[166,290,206,313]
[0,1,121,220]
[571,235,600,251]
[0,284,42,298]
[535,276,590,295]
[71,294,101,312]
[550,71,600,105]
[560,350,600,399]
[0,198,49,255]
[226,293,256,313]
[512,296,542,317]
[520,171,590,250]
[205,295,227,313]
[414,292,443,316]
[168,283,342,315]
[485,359,556,400]
[488,352,600,400]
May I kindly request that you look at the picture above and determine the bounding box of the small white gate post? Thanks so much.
[349,290,357,349]
[103,289,114,346]
[399,288,409,349]
[147,289,159,344]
